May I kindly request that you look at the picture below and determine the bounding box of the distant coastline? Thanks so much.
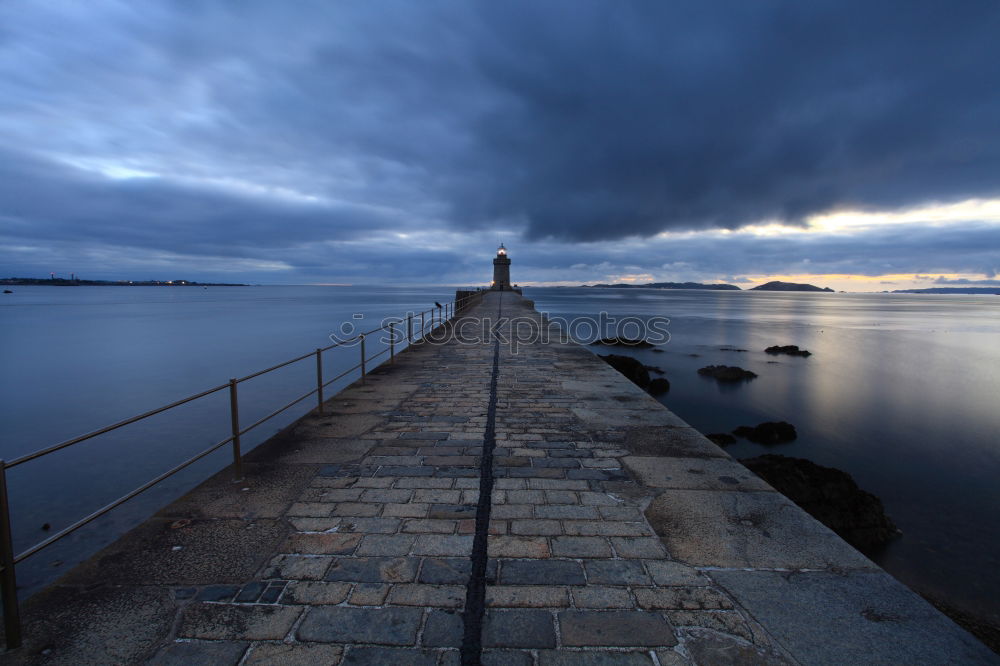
[582,280,835,292]
[1,277,248,287]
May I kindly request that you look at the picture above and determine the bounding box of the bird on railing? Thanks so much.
[435,301,443,308]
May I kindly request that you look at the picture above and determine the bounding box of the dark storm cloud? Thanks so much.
[1,0,999,282]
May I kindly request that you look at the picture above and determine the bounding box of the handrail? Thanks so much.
[0,288,485,649]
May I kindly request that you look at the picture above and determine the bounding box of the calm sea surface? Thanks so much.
[1,285,998,622]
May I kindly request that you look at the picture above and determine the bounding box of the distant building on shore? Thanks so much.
[492,243,512,290]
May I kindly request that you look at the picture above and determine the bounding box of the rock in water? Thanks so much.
[648,378,670,394]
[733,421,797,443]
[600,354,651,389]
[739,454,900,551]
[698,365,758,381]
[765,345,812,357]
[705,433,737,446]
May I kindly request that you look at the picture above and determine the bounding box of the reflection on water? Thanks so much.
[0,285,453,597]
[528,287,1000,621]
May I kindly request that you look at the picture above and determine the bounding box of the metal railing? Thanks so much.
[0,290,484,649]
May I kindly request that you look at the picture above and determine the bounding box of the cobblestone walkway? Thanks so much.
[9,292,996,664]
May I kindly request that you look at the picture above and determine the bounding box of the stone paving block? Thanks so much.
[316,488,365,502]
[428,503,477,519]
[355,534,416,556]
[500,559,585,585]
[491,504,534,519]
[634,586,734,610]
[288,502,334,517]
[244,642,343,665]
[344,647,441,664]
[550,536,613,558]
[571,586,635,609]
[482,650,533,666]
[610,537,668,559]
[282,581,351,605]
[282,532,362,555]
[558,610,677,647]
[667,610,756,642]
[331,502,382,517]
[413,489,462,503]
[495,478,527,490]
[349,582,390,605]
[506,489,546,503]
[598,506,644,521]
[562,521,651,537]
[376,466,436,476]
[298,606,423,645]
[488,535,551,558]
[402,518,457,533]
[179,603,302,640]
[483,609,557,648]
[643,560,708,586]
[578,491,621,506]
[537,650,655,665]
[509,519,563,536]
[487,585,569,607]
[504,467,565,478]
[352,478,395,488]
[387,584,465,607]
[527,479,590,490]
[325,556,419,583]
[336,517,402,534]
[412,534,474,556]
[152,640,249,665]
[360,488,413,503]
[394,477,454,489]
[382,502,430,518]
[422,609,464,647]
[585,560,652,586]
[419,557,497,585]
[400,431,452,439]
[535,505,600,520]
[263,554,332,580]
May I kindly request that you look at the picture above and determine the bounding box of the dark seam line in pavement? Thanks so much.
[460,291,502,665]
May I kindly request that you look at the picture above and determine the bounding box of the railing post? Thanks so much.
[420,312,425,340]
[0,461,22,650]
[359,334,366,384]
[315,349,324,415]
[389,323,395,363]
[228,379,243,481]
[407,313,413,343]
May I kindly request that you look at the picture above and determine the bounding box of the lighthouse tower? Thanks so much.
[492,244,511,290]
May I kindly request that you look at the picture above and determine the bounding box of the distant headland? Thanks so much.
[582,280,836,292]
[584,281,741,290]
[1,277,248,287]
[750,280,834,292]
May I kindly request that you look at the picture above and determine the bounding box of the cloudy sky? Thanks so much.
[2,1,999,291]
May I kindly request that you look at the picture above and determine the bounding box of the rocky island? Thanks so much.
[751,280,833,292]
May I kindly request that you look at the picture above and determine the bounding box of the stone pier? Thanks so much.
[5,292,996,664]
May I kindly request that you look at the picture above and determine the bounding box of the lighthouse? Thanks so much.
[492,244,511,290]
